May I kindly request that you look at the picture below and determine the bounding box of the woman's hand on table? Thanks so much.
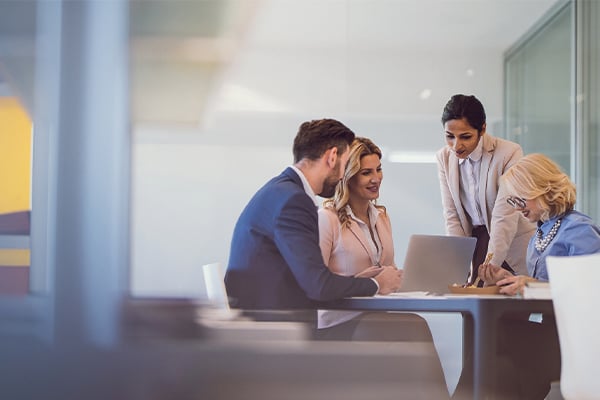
[372,266,403,295]
[497,275,538,296]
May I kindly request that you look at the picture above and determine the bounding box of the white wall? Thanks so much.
[131,131,292,296]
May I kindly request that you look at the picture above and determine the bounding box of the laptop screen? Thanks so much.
[399,234,476,294]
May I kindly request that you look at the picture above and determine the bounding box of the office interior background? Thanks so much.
[0,0,599,397]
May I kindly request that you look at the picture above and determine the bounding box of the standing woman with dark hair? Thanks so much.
[436,94,535,285]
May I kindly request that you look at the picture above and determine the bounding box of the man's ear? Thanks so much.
[326,146,338,168]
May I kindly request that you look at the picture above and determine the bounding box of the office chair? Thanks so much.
[547,253,600,400]
[201,262,230,310]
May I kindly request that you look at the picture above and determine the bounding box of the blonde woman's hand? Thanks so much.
[373,266,403,295]
[497,275,538,296]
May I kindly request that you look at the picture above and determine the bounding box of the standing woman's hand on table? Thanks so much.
[478,263,512,285]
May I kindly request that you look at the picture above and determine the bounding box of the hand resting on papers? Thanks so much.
[478,263,537,296]
[353,266,403,295]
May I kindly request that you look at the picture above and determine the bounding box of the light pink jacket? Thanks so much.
[436,133,535,275]
[318,207,396,275]
[317,206,395,328]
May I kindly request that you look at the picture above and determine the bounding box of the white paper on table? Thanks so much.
[375,291,434,298]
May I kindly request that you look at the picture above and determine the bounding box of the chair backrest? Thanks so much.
[547,253,600,400]
[202,262,230,310]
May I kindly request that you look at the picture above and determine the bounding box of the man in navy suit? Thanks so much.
[225,119,402,310]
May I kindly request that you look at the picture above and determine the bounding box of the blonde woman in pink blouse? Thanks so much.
[316,137,431,341]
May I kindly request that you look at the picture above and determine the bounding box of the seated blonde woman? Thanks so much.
[478,153,600,399]
[479,153,600,294]
[315,137,431,342]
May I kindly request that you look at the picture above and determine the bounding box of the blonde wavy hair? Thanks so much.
[322,137,386,228]
[500,153,576,221]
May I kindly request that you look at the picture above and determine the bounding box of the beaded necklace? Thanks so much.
[535,218,562,252]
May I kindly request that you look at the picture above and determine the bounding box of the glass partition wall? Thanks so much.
[505,0,600,222]
[505,1,573,173]
[577,1,600,221]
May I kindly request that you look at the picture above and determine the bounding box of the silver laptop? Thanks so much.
[399,234,476,294]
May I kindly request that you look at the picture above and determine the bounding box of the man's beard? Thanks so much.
[319,161,342,198]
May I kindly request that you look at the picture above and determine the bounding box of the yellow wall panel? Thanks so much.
[0,97,32,213]
[0,249,30,266]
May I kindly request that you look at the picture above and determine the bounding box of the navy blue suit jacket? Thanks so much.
[225,167,377,309]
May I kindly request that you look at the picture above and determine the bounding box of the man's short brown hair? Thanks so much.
[293,119,356,163]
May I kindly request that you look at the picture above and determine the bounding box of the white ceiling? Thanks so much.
[199,0,559,129]
[246,0,556,49]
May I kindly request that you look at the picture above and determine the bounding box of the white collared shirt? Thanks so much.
[458,139,485,226]
[289,165,319,207]
[346,204,383,266]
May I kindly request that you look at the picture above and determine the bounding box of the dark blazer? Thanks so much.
[225,167,377,309]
